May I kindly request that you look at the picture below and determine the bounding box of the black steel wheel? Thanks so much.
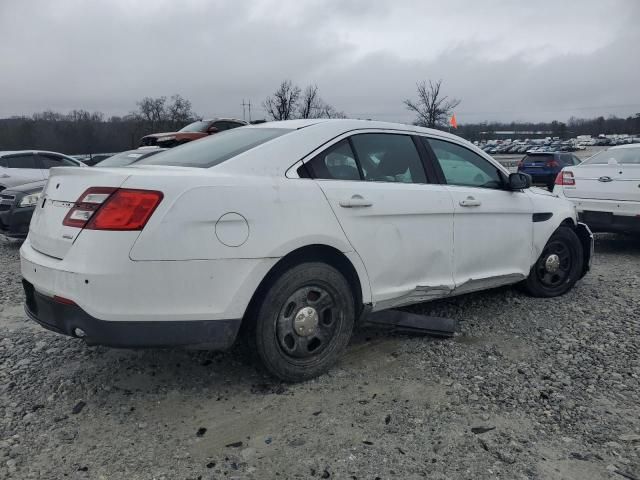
[523,226,584,297]
[249,262,355,382]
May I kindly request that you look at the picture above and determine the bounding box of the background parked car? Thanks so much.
[518,151,582,189]
[554,144,640,234]
[0,150,85,191]
[96,147,167,167]
[0,179,46,240]
[139,118,247,147]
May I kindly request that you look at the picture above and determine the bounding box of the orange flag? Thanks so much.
[449,113,458,129]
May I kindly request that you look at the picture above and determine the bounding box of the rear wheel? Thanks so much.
[523,226,584,297]
[248,262,355,382]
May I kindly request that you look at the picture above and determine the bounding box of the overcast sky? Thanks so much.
[1,0,639,123]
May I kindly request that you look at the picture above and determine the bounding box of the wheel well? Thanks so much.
[242,244,365,324]
[560,217,576,227]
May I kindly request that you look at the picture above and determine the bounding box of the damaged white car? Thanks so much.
[20,119,592,381]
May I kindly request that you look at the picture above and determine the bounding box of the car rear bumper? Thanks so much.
[20,238,278,323]
[521,172,556,186]
[22,279,242,348]
[578,211,640,233]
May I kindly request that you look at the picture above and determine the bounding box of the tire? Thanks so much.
[522,226,584,297]
[248,262,355,382]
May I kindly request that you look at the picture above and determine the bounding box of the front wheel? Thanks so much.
[248,262,355,382]
[522,226,584,297]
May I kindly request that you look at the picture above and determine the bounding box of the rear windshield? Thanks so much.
[523,154,553,164]
[137,128,289,168]
[98,151,152,167]
[178,120,210,133]
[582,148,640,165]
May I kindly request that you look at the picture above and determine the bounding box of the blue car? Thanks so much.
[517,152,582,189]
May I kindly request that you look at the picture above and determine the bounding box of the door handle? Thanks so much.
[339,194,373,208]
[459,196,481,207]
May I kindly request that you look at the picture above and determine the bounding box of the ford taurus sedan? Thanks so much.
[20,119,592,381]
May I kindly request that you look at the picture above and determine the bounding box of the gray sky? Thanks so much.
[1,0,639,123]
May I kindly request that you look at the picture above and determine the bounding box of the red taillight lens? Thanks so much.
[517,160,524,169]
[63,187,163,231]
[86,189,163,230]
[555,171,575,186]
[546,160,560,168]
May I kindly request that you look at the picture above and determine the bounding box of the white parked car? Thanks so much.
[0,150,85,191]
[554,144,640,234]
[20,120,592,381]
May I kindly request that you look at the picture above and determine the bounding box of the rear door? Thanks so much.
[564,148,640,201]
[425,137,534,289]
[1,153,45,183]
[302,132,455,306]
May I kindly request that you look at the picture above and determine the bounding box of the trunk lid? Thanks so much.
[29,167,130,259]
[563,164,640,201]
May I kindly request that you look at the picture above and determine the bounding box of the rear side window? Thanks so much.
[304,140,361,181]
[137,128,289,168]
[37,154,77,168]
[5,154,38,169]
[351,134,426,184]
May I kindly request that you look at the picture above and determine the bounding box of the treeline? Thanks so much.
[0,95,198,154]
[457,114,640,141]
[1,88,639,154]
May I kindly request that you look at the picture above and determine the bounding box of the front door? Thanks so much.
[302,132,456,307]
[425,137,534,290]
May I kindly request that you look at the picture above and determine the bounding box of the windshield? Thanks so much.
[178,120,210,133]
[583,148,640,165]
[136,128,289,168]
[98,150,161,167]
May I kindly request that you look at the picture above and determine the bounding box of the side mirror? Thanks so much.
[207,126,219,134]
[508,172,531,190]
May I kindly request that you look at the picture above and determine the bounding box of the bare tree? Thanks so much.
[135,96,167,130]
[167,94,196,125]
[404,79,460,128]
[298,84,322,119]
[263,80,301,121]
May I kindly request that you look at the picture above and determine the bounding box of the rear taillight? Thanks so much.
[63,187,116,228]
[517,160,524,169]
[555,171,575,186]
[546,160,560,168]
[63,187,163,231]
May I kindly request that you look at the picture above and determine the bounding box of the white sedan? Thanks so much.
[554,143,640,234]
[20,119,592,381]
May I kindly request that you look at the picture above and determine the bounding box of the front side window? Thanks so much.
[427,138,503,189]
[137,127,289,168]
[5,154,38,169]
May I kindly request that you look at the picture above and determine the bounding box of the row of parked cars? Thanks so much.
[0,118,249,239]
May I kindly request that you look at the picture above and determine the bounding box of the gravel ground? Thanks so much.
[1,235,639,480]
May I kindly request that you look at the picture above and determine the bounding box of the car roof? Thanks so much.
[0,150,76,157]
[246,118,467,141]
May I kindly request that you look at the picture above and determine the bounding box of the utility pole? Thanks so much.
[242,99,252,122]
